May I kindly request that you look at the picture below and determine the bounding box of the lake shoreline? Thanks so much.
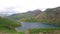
[16,22,60,31]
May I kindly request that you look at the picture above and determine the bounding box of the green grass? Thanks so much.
[28,28,60,34]
[18,17,40,22]
[0,17,21,29]
[0,17,22,34]
[0,27,60,34]
[28,28,60,32]
[0,26,25,34]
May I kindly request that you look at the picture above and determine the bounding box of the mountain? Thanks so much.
[8,9,41,20]
[36,7,60,26]
[8,7,60,26]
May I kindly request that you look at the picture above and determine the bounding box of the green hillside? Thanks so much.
[0,17,21,31]
[8,9,41,20]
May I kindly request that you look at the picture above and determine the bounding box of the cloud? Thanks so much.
[0,0,60,13]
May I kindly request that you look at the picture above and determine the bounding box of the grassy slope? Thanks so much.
[0,17,21,28]
[8,13,34,20]
[0,17,22,34]
[8,10,41,21]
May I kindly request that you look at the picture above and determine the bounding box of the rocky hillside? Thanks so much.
[36,7,60,26]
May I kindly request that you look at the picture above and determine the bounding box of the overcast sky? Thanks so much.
[0,0,60,13]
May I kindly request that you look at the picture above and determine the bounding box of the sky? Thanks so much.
[0,0,60,13]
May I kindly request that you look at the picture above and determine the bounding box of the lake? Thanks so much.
[16,22,60,31]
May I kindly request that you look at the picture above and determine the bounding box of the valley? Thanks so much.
[0,7,60,34]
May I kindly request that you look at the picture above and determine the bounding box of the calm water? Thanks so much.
[16,22,60,30]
